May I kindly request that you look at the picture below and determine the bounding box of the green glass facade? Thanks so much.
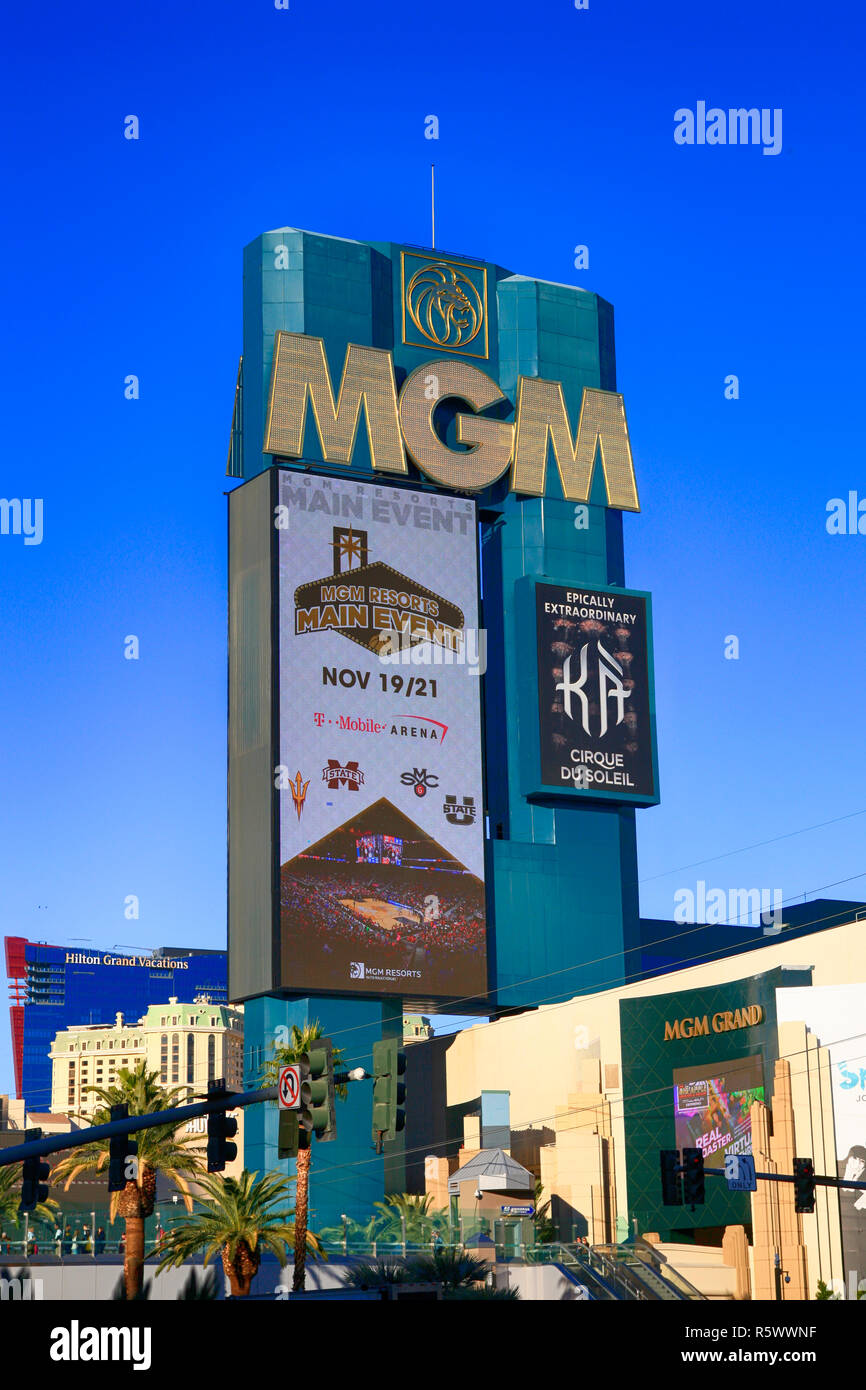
[620,966,812,1239]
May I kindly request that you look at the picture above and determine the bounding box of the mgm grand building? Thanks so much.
[411,906,866,1301]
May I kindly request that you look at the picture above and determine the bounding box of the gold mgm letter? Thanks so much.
[263,331,640,509]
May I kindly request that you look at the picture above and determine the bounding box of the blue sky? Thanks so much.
[2,0,865,1089]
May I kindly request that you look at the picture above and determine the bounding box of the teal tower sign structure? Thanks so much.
[227,227,659,1225]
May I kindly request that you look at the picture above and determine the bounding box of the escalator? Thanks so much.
[592,1244,705,1301]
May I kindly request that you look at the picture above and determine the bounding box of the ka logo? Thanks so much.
[556,642,631,738]
[401,253,488,358]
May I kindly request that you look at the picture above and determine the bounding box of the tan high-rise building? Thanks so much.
[49,996,244,1118]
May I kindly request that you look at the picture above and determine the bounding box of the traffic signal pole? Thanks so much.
[702,1167,866,1191]
[0,1069,375,1170]
[0,1085,279,1168]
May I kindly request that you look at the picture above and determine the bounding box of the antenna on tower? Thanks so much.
[431,163,435,249]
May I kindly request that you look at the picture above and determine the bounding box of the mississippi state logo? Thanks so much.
[322,759,365,791]
[401,768,439,798]
[403,257,486,354]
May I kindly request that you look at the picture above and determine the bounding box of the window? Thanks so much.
[171,1033,179,1083]
[187,1034,194,1084]
[207,1035,215,1082]
[160,1034,168,1084]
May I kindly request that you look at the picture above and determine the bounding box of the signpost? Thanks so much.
[724,1153,757,1193]
[278,1065,302,1110]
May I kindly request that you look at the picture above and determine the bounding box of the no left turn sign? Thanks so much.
[278,1065,301,1110]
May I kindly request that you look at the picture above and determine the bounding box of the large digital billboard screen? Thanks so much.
[535,582,656,800]
[673,1055,765,1161]
[276,471,486,1000]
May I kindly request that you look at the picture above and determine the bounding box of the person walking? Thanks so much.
[95,1226,106,1256]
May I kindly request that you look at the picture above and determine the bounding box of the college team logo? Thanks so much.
[443,794,476,826]
[401,768,439,798]
[322,759,365,791]
[287,770,310,820]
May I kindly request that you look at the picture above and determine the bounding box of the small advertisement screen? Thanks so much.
[277,471,487,1000]
[355,833,403,866]
[535,581,655,799]
[673,1055,765,1161]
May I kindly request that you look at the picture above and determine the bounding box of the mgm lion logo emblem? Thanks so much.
[402,256,487,355]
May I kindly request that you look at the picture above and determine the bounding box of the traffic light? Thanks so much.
[660,1149,683,1206]
[372,1038,406,1152]
[793,1157,816,1214]
[108,1105,139,1191]
[20,1129,50,1214]
[682,1147,705,1206]
[306,1038,337,1143]
[206,1080,238,1173]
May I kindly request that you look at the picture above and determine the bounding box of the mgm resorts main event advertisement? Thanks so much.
[278,471,486,1000]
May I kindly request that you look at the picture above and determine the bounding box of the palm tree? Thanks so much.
[0,1163,59,1241]
[344,1258,409,1290]
[261,1021,347,1293]
[533,1178,556,1244]
[52,1061,205,1298]
[154,1170,324,1297]
[405,1248,490,1291]
[371,1193,449,1248]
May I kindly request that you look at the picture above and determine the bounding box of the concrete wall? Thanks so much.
[503,1264,588,1301]
[0,1257,223,1301]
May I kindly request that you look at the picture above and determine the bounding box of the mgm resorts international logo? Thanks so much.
[350,961,420,981]
[401,253,488,358]
[295,527,465,657]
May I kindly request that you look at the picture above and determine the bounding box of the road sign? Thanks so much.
[278,1065,301,1110]
[725,1153,757,1193]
